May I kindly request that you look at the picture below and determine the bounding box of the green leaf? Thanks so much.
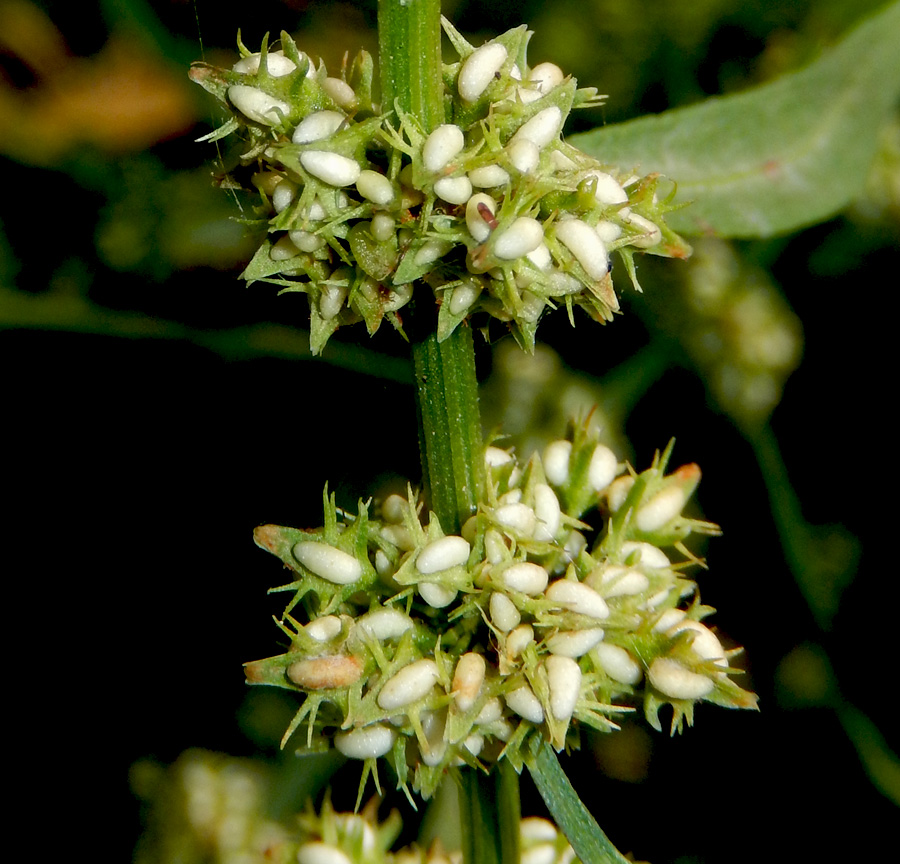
[454,763,521,864]
[570,1,900,238]
[525,741,632,864]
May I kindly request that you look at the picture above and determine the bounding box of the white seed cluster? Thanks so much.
[191,24,686,355]
[246,424,756,803]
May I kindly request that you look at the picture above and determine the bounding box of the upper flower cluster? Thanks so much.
[189,22,690,353]
[246,422,757,804]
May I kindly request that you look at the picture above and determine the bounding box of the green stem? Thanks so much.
[454,761,521,864]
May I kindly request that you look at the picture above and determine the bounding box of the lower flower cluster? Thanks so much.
[247,423,757,802]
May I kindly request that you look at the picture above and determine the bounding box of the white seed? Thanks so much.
[290,230,326,253]
[414,238,454,266]
[300,151,361,187]
[417,535,470,574]
[596,565,650,598]
[484,445,513,467]
[493,217,544,260]
[648,657,714,700]
[423,124,466,173]
[653,608,687,633]
[466,193,497,243]
[546,655,581,721]
[270,234,299,260]
[377,659,440,710]
[464,734,484,757]
[420,709,448,766]
[490,591,521,632]
[233,50,298,77]
[459,42,508,102]
[297,841,353,864]
[583,170,628,205]
[484,529,509,565]
[293,541,362,584]
[562,530,587,563]
[533,483,561,541]
[521,846,556,864]
[556,219,609,280]
[549,150,577,172]
[545,579,609,619]
[595,220,623,243]
[375,550,391,575]
[370,213,395,242]
[272,179,297,213]
[356,170,394,205]
[469,164,510,188]
[510,106,562,149]
[475,697,503,725]
[452,652,486,712]
[505,684,544,723]
[500,562,549,595]
[493,501,537,536]
[227,84,290,125]
[507,138,540,174]
[499,488,522,505]
[318,283,347,319]
[334,723,396,759]
[527,242,552,271]
[380,524,415,550]
[607,475,635,512]
[636,486,687,532]
[305,615,342,642]
[434,175,473,204]
[287,655,363,689]
[356,608,413,640]
[322,76,356,108]
[418,582,458,608]
[596,643,643,685]
[292,110,346,144]
[506,623,535,659]
[521,817,558,843]
[514,85,544,105]
[624,212,662,247]
[670,620,727,666]
[543,440,572,486]
[588,444,618,491]
[528,62,565,94]
[334,815,377,854]
[621,541,670,568]
[546,627,605,658]
[382,494,407,524]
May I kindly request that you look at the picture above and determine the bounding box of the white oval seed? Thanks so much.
[318,283,347,319]
[595,220,623,243]
[510,106,562,149]
[521,817,559,843]
[490,592,521,632]
[636,486,687,532]
[356,170,394,205]
[546,655,581,721]
[292,110,346,144]
[507,139,540,174]
[418,582,458,608]
[434,175,473,204]
[417,535,470,574]
[505,685,544,723]
[297,841,353,864]
[227,84,290,125]
[423,124,465,173]
[648,657,714,700]
[506,624,534,659]
[420,709,448,766]
[292,541,362,584]
[654,608,687,633]
[624,212,662,247]
[272,179,297,213]
[414,238,454,266]
[546,627,605,658]
[289,230,326,253]
[475,697,503,725]
[527,242,552,271]
[607,475,635,512]
[300,151,361,187]
[270,234,299,260]
[356,608,413,640]
[588,444,618,491]
[493,217,544,260]
[545,579,609,619]
[670,620,727,666]
[370,212,395,242]
[501,562,549,595]
[528,62,565,94]
[459,42,508,102]
[596,643,643,685]
[466,193,497,243]
[377,659,440,710]
[584,170,628,205]
[305,615,343,642]
[533,483,561,541]
[555,219,609,280]
[621,541,670,568]
[485,445,513,467]
[493,501,537,536]
[334,724,396,759]
[598,566,650,598]
[322,77,356,108]
[469,163,511,188]
[233,50,298,77]
[453,652,486,712]
[543,440,572,486]
[522,845,557,864]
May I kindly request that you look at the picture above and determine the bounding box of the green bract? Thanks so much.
[189,23,690,354]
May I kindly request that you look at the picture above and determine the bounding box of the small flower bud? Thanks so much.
[546,655,581,722]
[459,42,508,102]
[493,217,544,260]
[453,652,486,712]
[506,623,535,659]
[636,485,688,533]
[588,444,618,491]
[493,501,538,535]
[233,50,298,77]
[272,179,297,213]
[318,283,347,319]
[292,110,346,144]
[595,220,623,243]
[653,608,687,633]
[270,235,299,260]
[648,657,714,700]
[370,212,396,242]
[510,106,562,149]
[533,483,561,541]
[300,151,361,187]
[469,163,511,188]
[297,842,353,864]
[334,723,396,759]
[507,138,540,174]
[475,697,504,725]
[505,684,544,723]
[546,579,610,619]
[418,582,458,608]
[607,475,635,511]
[305,615,343,642]
[356,608,413,640]
[227,84,290,125]
[466,194,497,243]
[490,591,521,632]
[528,62,565,94]
[555,219,609,280]
[670,620,727,666]
[417,535,471,574]
[584,170,628,205]
[420,709,448,766]
[485,445,513,467]
[621,541,670,568]
[595,643,642,685]
[546,627,605,658]
[356,169,395,205]
[322,77,357,109]
[290,230,327,253]
[434,175,474,204]
[624,212,662,247]
[591,565,649,598]
[500,562,549,595]
[423,124,465,173]
[293,541,362,584]
[377,659,440,710]
[543,440,572,486]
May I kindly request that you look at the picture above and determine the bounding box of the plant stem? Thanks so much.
[454,760,521,864]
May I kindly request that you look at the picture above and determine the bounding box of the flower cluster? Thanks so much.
[189,22,690,353]
[246,422,757,803]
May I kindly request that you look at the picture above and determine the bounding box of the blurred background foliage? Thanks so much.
[2,1,897,862]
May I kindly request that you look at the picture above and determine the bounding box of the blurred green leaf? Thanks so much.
[571,1,900,237]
